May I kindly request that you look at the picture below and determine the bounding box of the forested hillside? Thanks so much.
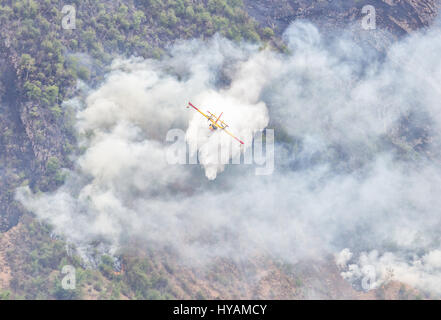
[0,0,439,300]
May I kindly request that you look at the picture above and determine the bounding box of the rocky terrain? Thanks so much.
[245,0,440,37]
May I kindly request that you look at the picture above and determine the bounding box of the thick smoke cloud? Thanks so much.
[16,21,441,295]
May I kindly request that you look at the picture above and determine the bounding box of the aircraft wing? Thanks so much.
[222,127,245,145]
[188,102,212,121]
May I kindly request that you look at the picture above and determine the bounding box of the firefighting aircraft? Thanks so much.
[187,102,244,145]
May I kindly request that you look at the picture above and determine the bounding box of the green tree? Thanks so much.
[19,54,36,80]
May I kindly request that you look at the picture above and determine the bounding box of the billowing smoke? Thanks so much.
[16,20,441,295]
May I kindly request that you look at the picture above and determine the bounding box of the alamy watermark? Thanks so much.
[62,5,76,30]
[61,265,76,290]
[361,5,376,30]
[165,129,275,176]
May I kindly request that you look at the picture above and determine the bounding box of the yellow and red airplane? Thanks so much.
[187,102,244,145]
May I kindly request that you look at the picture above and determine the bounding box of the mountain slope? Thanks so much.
[0,0,440,300]
[244,0,440,37]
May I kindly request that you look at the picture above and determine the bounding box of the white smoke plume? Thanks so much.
[15,21,441,295]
